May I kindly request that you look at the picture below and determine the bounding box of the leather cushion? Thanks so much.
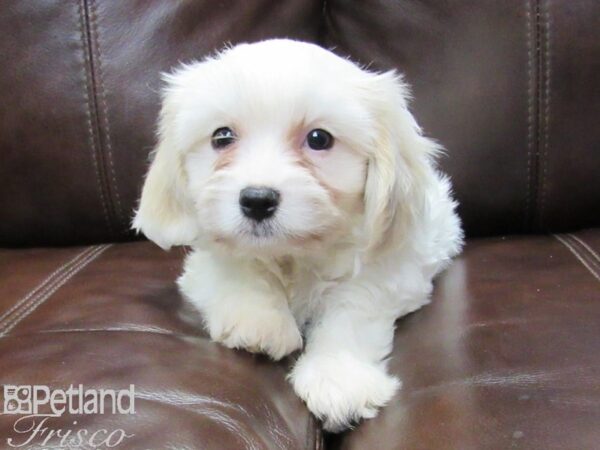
[1,232,599,448]
[0,0,322,246]
[2,1,599,245]
[331,229,600,449]
[0,242,320,450]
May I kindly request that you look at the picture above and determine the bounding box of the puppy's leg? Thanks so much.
[178,250,302,360]
[290,267,432,432]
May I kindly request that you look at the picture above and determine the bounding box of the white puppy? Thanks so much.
[133,39,463,432]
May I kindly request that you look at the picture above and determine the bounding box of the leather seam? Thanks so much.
[554,234,600,283]
[89,0,125,232]
[16,327,193,336]
[318,0,328,47]
[538,0,551,229]
[568,234,600,266]
[524,0,534,230]
[532,0,543,231]
[526,0,545,232]
[0,246,97,327]
[0,245,112,337]
[565,234,600,274]
[77,0,113,235]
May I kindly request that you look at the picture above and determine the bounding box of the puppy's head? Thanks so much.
[133,39,439,257]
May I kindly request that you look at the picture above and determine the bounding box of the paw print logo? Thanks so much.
[3,386,32,414]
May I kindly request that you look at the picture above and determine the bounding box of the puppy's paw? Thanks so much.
[207,304,302,360]
[290,353,400,432]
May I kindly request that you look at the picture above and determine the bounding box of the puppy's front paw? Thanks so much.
[290,353,400,432]
[207,304,302,360]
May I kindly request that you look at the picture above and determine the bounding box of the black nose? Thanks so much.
[239,187,280,222]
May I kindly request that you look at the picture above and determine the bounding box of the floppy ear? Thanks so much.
[363,71,441,257]
[132,83,198,250]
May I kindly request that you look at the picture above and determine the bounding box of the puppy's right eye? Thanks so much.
[211,127,236,149]
[306,129,334,151]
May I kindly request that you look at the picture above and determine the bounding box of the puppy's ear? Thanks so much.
[363,71,441,256]
[132,82,198,250]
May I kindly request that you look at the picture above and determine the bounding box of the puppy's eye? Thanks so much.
[211,127,236,149]
[306,129,334,151]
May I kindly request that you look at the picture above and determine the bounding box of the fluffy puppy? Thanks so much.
[134,39,463,432]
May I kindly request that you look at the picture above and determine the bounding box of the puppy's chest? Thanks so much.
[271,252,357,322]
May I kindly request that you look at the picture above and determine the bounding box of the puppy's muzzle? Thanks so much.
[239,187,280,222]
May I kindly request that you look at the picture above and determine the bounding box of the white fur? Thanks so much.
[133,39,463,432]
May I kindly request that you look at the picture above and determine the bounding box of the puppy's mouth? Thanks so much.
[242,219,327,248]
[210,220,329,257]
[248,220,277,239]
[232,218,316,248]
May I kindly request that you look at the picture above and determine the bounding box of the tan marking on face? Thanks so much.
[289,232,324,246]
[299,156,344,203]
[212,146,237,171]
[287,124,343,203]
[287,120,309,149]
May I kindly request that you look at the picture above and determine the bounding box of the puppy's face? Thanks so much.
[134,40,438,256]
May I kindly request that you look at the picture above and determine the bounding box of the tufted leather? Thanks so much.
[0,0,322,247]
[1,1,599,246]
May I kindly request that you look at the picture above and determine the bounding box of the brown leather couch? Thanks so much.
[1,1,599,449]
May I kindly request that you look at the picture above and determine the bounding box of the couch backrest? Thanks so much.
[1,1,598,247]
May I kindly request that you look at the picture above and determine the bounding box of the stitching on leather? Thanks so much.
[77,0,112,234]
[33,326,192,336]
[538,0,551,228]
[89,0,124,231]
[565,234,600,275]
[0,245,112,337]
[0,245,107,335]
[554,234,600,283]
[0,246,97,327]
[318,0,329,47]
[533,0,543,231]
[524,0,534,230]
[568,234,600,266]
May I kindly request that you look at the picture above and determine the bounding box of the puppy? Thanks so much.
[133,39,463,432]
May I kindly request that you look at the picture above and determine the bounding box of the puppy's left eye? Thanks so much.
[211,127,236,149]
[306,129,334,151]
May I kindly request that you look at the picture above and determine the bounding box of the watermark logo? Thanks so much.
[3,386,33,415]
[3,384,135,416]
[2,384,136,448]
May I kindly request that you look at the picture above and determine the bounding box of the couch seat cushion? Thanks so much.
[332,229,600,450]
[1,231,599,449]
[0,242,320,450]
